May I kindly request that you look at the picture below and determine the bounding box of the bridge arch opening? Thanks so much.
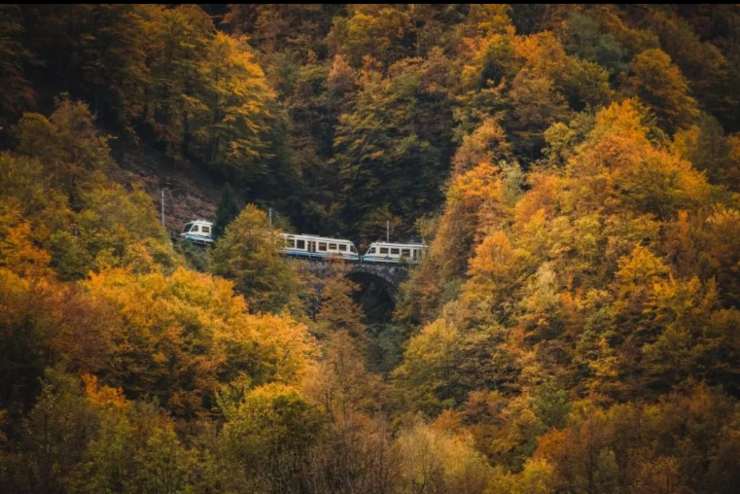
[346,271,396,325]
[288,257,407,373]
[345,270,403,373]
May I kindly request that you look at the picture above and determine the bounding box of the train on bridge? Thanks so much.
[281,233,426,264]
[180,220,426,264]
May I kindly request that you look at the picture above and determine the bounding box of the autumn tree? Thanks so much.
[396,156,515,327]
[314,266,366,341]
[328,5,415,68]
[1,6,739,494]
[395,421,493,494]
[303,330,393,494]
[625,48,699,133]
[220,384,324,494]
[199,33,278,182]
[83,267,316,419]
[535,385,740,494]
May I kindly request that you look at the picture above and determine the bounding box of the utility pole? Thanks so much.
[161,189,165,227]
[386,220,390,242]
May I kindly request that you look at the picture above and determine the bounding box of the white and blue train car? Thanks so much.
[281,233,360,261]
[362,241,426,264]
[180,219,214,245]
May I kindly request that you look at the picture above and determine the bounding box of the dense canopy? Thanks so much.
[0,4,738,494]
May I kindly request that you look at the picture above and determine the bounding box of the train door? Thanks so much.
[308,240,316,255]
[412,249,418,262]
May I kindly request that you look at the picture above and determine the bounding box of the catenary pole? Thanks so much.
[161,189,165,227]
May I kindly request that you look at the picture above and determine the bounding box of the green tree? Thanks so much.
[211,204,301,313]
[14,370,99,494]
[14,98,112,203]
[143,5,214,161]
[213,184,241,239]
[672,114,740,189]
[625,48,699,133]
[561,11,629,77]
[333,57,453,240]
[220,384,324,494]
[0,5,34,134]
[507,68,570,158]
[303,329,394,494]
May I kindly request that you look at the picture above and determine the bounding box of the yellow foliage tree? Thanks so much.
[84,267,316,419]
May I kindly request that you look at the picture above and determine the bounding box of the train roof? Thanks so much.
[367,241,427,248]
[282,232,356,244]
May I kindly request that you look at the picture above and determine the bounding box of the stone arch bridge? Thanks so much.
[287,257,411,301]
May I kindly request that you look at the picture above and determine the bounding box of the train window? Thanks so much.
[329,243,337,250]
[350,245,357,253]
[318,242,327,251]
[183,223,192,233]
[402,249,410,256]
[191,225,199,233]
[391,248,400,255]
[368,248,375,254]
[287,238,295,248]
[339,244,347,251]
[202,226,210,234]
[297,239,305,249]
[380,247,388,254]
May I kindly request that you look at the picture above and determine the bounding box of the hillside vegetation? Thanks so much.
[0,5,738,493]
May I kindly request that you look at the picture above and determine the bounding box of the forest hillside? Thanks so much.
[0,5,738,494]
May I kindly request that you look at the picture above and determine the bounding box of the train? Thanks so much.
[179,220,426,264]
[280,233,426,264]
[180,219,214,245]
[280,233,360,261]
[360,241,427,264]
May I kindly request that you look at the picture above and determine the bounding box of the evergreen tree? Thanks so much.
[213,184,241,239]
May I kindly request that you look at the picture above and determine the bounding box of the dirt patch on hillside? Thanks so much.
[108,138,225,236]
